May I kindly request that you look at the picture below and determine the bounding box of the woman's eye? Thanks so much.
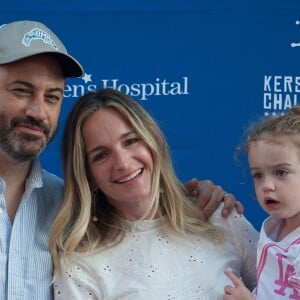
[92,152,108,162]
[125,138,139,146]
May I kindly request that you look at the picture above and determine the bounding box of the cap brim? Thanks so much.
[41,52,83,78]
[0,51,83,78]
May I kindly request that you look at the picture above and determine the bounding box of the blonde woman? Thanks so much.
[50,88,258,299]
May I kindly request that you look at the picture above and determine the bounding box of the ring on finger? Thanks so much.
[223,192,230,198]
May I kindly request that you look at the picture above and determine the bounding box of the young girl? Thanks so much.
[224,105,300,299]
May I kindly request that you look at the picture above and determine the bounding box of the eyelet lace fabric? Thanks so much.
[54,206,258,300]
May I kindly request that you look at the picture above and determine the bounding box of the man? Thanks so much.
[0,20,240,300]
[0,20,83,300]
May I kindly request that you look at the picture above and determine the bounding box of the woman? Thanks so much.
[50,88,258,299]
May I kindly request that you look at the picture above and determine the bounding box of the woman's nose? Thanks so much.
[112,149,130,171]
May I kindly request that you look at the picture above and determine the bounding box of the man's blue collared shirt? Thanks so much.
[0,159,64,300]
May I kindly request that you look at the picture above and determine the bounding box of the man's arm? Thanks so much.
[185,178,244,220]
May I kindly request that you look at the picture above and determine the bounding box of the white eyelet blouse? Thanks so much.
[54,205,258,300]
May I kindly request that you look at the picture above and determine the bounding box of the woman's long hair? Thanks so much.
[50,88,218,275]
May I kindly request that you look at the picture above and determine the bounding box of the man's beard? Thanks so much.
[0,113,56,162]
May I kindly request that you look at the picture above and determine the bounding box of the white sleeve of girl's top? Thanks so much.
[211,205,259,291]
[53,258,104,300]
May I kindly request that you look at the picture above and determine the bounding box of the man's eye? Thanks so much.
[13,88,30,95]
[46,95,61,103]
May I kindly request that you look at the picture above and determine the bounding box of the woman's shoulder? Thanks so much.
[209,203,259,241]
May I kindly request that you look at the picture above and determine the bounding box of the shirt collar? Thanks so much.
[25,158,43,190]
[0,158,44,194]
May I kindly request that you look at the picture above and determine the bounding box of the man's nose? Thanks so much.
[25,96,47,121]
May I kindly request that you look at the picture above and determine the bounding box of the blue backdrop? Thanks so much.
[2,0,300,230]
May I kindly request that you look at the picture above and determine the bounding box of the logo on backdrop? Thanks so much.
[263,75,299,116]
[64,73,189,101]
[263,20,300,116]
[291,20,300,48]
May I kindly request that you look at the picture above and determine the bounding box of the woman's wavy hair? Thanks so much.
[50,88,217,274]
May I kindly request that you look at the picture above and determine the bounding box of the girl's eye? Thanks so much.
[275,169,288,177]
[252,172,262,180]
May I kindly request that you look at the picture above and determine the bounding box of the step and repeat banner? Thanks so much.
[2,0,300,229]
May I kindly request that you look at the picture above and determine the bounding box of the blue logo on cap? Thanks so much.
[22,27,58,49]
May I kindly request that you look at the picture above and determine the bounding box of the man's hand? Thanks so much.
[185,178,244,220]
